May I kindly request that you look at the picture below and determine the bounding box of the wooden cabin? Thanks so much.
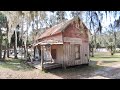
[34,17,90,70]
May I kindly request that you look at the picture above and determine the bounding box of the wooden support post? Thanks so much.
[41,45,44,71]
[61,31,66,69]
[50,45,52,62]
[62,45,66,69]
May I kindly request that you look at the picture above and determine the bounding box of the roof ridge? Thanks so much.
[37,17,81,40]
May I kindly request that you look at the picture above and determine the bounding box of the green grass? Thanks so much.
[0,58,33,71]
[90,52,120,61]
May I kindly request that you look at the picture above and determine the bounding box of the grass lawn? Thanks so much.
[87,52,120,72]
[0,58,33,71]
[91,52,120,61]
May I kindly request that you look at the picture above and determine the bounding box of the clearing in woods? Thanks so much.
[0,52,120,79]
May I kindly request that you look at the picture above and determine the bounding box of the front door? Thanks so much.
[51,49,57,60]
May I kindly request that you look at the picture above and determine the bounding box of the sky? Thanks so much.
[27,11,120,35]
[82,11,120,34]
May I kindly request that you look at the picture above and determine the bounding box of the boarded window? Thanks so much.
[75,44,80,59]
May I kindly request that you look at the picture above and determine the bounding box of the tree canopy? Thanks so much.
[0,11,120,58]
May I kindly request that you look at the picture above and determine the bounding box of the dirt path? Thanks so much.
[0,68,63,79]
[0,61,120,79]
[87,62,120,79]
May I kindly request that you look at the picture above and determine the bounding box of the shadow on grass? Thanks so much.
[44,60,120,79]
[102,61,118,63]
[0,58,34,71]
[44,53,120,79]
[95,57,120,58]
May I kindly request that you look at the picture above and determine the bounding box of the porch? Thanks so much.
[27,61,62,70]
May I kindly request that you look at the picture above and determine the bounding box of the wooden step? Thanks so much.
[27,61,62,70]
[43,63,62,70]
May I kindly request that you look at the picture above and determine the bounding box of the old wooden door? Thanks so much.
[84,43,89,63]
[51,49,57,60]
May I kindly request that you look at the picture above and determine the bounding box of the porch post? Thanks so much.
[50,45,52,62]
[41,45,44,70]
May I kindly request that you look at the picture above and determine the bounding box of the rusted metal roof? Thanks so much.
[37,17,77,40]
[37,17,89,40]
[33,17,90,46]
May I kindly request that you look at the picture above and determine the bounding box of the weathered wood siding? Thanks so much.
[62,43,80,66]
[63,21,88,40]
[64,37,82,44]
[62,43,89,66]
[63,43,88,66]
[56,45,64,64]
[62,19,89,66]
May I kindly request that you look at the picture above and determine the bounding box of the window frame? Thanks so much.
[75,44,80,60]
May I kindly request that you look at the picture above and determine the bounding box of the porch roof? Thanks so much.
[34,39,63,46]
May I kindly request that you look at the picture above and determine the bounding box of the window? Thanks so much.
[75,44,80,60]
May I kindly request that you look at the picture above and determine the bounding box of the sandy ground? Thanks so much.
[87,62,120,79]
[0,61,120,79]
[0,67,63,79]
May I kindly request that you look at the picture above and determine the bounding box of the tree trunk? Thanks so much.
[0,28,3,60]
[14,29,18,59]
[111,46,114,55]
[3,50,6,60]
[91,36,94,57]
[34,47,35,58]
[114,32,117,53]
[7,43,10,58]
[32,20,35,59]
[94,33,97,51]
[3,44,7,60]
[91,47,94,57]
[24,46,27,59]
[6,21,9,58]
[26,22,29,59]
[23,35,27,60]
[24,21,29,60]
[21,17,24,59]
[14,44,17,58]
[111,52,113,55]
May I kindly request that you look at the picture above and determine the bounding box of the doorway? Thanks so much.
[51,49,57,60]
